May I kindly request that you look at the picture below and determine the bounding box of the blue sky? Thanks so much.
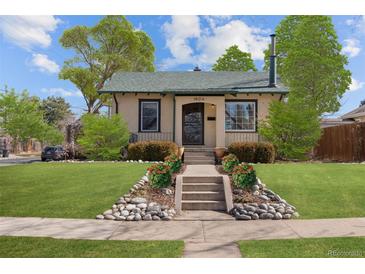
[0,15,364,116]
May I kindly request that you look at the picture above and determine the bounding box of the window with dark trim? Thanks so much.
[225,101,256,132]
[139,100,160,132]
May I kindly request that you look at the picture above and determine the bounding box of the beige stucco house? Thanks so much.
[100,35,288,148]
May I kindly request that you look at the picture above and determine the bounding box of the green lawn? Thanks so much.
[255,163,365,219]
[0,236,184,258]
[0,162,149,218]
[239,237,365,258]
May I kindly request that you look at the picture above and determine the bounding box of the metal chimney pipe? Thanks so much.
[269,34,277,87]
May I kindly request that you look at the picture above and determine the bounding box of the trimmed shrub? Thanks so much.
[232,163,257,189]
[147,163,172,188]
[228,142,257,163]
[227,142,275,163]
[256,143,276,163]
[164,154,182,173]
[222,153,239,173]
[127,141,178,161]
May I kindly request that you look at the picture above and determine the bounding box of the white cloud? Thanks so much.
[342,38,361,58]
[162,15,201,67]
[345,16,365,34]
[196,20,269,64]
[161,16,270,69]
[30,53,60,74]
[0,15,61,50]
[41,88,83,98]
[349,77,365,92]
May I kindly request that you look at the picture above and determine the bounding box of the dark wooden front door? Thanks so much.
[182,103,204,145]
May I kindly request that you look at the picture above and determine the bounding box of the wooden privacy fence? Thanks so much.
[313,122,365,162]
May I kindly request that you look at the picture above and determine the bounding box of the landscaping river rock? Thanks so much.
[230,178,299,221]
[96,172,176,221]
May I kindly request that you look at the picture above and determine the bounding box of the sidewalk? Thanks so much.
[1,216,365,257]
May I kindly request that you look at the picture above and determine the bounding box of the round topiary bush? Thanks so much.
[232,163,257,189]
[164,154,182,173]
[147,163,172,188]
[222,153,239,173]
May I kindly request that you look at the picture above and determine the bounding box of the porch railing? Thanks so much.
[225,132,261,146]
[132,132,173,142]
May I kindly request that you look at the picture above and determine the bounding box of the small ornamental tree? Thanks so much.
[259,100,321,160]
[212,45,257,72]
[78,114,129,160]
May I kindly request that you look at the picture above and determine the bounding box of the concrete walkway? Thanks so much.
[1,216,365,257]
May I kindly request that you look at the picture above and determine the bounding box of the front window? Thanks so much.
[225,101,256,131]
[140,100,160,132]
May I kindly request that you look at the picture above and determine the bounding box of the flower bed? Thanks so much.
[217,164,299,221]
[97,154,184,221]
[231,177,299,220]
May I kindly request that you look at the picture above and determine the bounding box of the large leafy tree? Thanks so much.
[0,89,63,151]
[41,96,72,127]
[59,16,155,113]
[264,16,351,114]
[212,45,257,72]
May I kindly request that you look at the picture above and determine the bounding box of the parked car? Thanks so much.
[41,146,66,161]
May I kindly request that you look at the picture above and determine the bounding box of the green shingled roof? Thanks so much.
[99,71,288,94]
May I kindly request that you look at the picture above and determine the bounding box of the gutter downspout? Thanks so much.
[173,94,176,142]
[113,94,119,114]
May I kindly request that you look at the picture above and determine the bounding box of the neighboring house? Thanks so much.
[320,118,354,128]
[99,35,288,148]
[341,104,365,123]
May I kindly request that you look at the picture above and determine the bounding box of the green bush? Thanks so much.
[259,100,321,160]
[232,163,257,189]
[255,143,276,163]
[127,141,178,161]
[77,114,129,160]
[228,142,256,163]
[147,163,172,188]
[164,154,182,173]
[227,142,275,163]
[222,153,239,173]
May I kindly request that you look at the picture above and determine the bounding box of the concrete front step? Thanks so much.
[181,200,226,211]
[182,183,224,191]
[184,155,214,161]
[183,176,223,184]
[184,147,214,152]
[185,160,215,165]
[184,151,214,156]
[182,191,225,201]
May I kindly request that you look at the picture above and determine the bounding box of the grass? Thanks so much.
[0,162,149,219]
[239,237,365,258]
[255,163,365,219]
[0,236,184,258]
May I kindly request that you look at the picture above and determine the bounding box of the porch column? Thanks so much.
[175,100,183,146]
[215,98,225,147]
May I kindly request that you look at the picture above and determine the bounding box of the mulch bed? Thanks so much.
[129,164,187,209]
[216,165,266,204]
